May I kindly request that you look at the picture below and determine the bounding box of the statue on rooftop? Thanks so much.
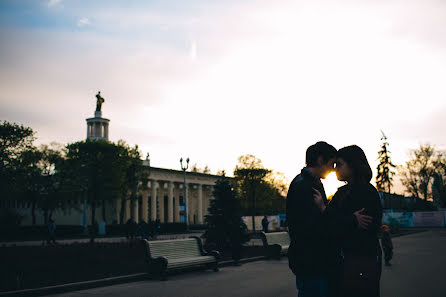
[95,91,105,112]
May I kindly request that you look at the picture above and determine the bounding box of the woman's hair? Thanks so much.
[337,145,372,183]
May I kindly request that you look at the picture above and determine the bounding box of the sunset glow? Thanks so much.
[322,172,344,197]
[1,1,445,194]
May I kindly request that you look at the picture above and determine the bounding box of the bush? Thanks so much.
[0,225,85,242]
[0,242,145,292]
[160,223,187,233]
[188,224,206,230]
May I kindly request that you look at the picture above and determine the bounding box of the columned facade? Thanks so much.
[151,180,157,221]
[141,189,148,222]
[7,96,222,226]
[168,182,174,222]
[198,184,203,224]
[86,111,110,141]
[117,167,219,225]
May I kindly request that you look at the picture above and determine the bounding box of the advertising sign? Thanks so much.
[383,211,446,227]
[382,212,414,227]
[412,211,444,227]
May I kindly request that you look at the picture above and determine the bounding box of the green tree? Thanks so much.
[19,147,44,224]
[62,140,129,241]
[264,171,288,213]
[0,121,67,225]
[191,163,211,174]
[32,143,65,224]
[0,121,36,200]
[203,176,249,259]
[376,131,396,193]
[116,140,146,224]
[233,154,287,230]
[431,153,446,207]
[400,144,444,200]
[234,155,269,231]
[432,172,446,208]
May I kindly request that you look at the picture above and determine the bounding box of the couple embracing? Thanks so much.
[286,142,382,297]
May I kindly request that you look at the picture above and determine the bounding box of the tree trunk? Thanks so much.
[251,183,256,232]
[31,201,36,226]
[138,196,142,222]
[102,200,106,222]
[90,201,96,243]
[43,209,48,226]
[120,198,126,224]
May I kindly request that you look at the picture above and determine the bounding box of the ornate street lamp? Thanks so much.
[180,157,190,228]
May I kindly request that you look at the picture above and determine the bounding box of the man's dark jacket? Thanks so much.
[286,168,331,277]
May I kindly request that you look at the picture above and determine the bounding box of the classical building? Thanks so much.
[125,168,219,225]
[14,93,220,226]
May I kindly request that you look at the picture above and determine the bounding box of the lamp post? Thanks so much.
[180,157,189,229]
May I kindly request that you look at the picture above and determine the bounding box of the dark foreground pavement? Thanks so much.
[48,229,446,297]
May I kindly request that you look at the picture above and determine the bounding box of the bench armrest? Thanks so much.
[206,250,221,261]
[153,256,168,265]
[190,236,220,261]
[260,232,268,247]
[190,236,208,256]
[142,239,152,261]
[145,255,168,275]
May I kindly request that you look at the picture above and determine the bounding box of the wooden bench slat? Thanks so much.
[143,237,220,280]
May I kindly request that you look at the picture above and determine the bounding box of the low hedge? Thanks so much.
[0,223,198,242]
[0,241,265,292]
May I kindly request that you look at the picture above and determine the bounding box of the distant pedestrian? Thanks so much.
[148,220,156,239]
[155,218,161,235]
[125,218,137,240]
[47,219,56,244]
[138,220,148,239]
[381,225,393,266]
[261,215,269,233]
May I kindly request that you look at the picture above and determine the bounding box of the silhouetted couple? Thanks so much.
[286,142,382,297]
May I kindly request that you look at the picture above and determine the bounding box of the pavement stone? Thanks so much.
[46,229,446,297]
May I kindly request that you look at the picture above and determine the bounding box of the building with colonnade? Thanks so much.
[12,94,221,226]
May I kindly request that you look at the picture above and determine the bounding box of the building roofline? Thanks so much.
[150,166,230,178]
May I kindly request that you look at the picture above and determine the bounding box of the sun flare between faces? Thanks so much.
[322,172,344,199]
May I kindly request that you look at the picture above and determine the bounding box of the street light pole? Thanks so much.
[180,157,190,229]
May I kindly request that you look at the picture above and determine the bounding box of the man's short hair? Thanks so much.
[306,141,337,167]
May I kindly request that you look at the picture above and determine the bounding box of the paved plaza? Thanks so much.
[48,229,446,297]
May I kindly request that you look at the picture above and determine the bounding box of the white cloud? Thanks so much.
[47,0,62,8]
[2,0,446,189]
[77,17,91,27]
[189,40,197,61]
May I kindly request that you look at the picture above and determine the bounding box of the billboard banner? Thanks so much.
[382,212,414,227]
[412,211,444,227]
[383,211,445,227]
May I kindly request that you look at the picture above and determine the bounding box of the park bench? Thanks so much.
[260,231,290,259]
[142,236,220,280]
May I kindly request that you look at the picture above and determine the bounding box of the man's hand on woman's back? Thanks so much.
[354,208,373,230]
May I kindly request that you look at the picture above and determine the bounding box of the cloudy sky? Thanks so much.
[1,0,446,195]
